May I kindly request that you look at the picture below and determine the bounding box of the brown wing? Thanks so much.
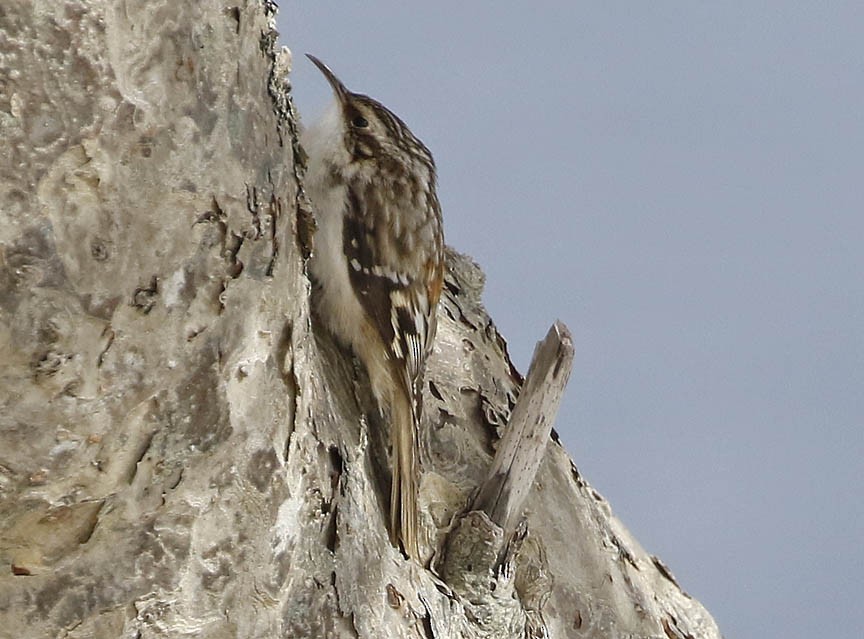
[343,184,442,406]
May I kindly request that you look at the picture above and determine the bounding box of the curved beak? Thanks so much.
[306,54,349,104]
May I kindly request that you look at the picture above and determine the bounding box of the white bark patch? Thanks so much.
[162,268,187,309]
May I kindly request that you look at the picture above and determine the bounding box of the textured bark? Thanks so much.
[471,321,573,538]
[0,2,722,638]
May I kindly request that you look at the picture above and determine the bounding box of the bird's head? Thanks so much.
[306,54,434,181]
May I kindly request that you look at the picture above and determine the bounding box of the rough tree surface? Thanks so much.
[0,2,722,638]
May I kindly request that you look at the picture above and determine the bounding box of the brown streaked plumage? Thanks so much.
[302,55,444,561]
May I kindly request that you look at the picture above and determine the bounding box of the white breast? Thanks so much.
[302,103,374,360]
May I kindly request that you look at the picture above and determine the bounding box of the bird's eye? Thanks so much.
[351,115,369,128]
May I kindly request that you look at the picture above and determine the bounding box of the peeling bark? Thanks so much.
[0,2,722,638]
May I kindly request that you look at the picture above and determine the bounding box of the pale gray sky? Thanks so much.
[279,4,864,637]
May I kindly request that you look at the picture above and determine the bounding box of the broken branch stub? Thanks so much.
[471,320,574,537]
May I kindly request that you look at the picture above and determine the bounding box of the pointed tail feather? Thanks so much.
[390,391,419,560]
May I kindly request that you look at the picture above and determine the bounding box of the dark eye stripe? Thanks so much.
[349,95,436,170]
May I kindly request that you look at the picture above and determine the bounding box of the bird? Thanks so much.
[301,55,444,561]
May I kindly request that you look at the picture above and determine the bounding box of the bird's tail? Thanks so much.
[390,390,420,560]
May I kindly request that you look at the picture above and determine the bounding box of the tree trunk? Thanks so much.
[0,2,722,638]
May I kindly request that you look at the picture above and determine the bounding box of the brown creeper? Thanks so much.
[302,55,444,561]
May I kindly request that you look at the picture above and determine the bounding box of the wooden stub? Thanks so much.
[471,320,574,536]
